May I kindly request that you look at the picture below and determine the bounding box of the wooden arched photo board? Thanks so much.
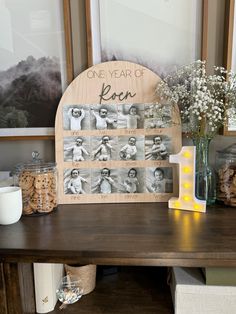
[55,61,182,204]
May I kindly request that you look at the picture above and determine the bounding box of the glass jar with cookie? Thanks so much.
[216,144,236,207]
[13,151,57,215]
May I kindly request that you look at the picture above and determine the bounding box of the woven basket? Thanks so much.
[65,264,97,295]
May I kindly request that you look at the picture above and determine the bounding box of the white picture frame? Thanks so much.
[86,0,207,77]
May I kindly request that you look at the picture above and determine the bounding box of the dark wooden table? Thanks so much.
[1,203,236,313]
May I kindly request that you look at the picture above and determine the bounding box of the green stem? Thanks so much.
[199,115,207,138]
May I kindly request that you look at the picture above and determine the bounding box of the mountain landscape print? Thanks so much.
[0,55,62,128]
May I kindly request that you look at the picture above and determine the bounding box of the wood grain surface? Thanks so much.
[1,203,236,267]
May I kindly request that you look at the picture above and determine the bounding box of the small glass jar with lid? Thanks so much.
[215,143,236,207]
[13,151,57,215]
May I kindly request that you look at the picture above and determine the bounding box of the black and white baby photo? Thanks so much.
[145,135,171,160]
[117,104,144,129]
[90,104,117,130]
[64,168,91,194]
[64,136,90,162]
[144,103,172,129]
[118,136,144,161]
[146,167,173,193]
[118,168,145,193]
[63,105,90,130]
[91,135,118,161]
[91,168,118,194]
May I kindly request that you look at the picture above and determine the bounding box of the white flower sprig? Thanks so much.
[156,60,236,139]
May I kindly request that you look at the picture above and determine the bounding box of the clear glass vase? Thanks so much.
[193,137,216,205]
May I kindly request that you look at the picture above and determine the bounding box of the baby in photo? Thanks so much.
[119,137,137,160]
[145,136,168,160]
[151,168,166,193]
[67,169,88,194]
[91,106,117,130]
[93,136,113,161]
[117,104,143,129]
[92,168,116,194]
[147,167,173,193]
[126,106,141,129]
[123,168,139,193]
[64,137,89,161]
[67,107,85,130]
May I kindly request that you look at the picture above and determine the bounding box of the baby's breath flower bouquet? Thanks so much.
[156,60,236,204]
[156,60,236,139]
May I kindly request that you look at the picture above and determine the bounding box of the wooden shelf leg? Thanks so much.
[0,263,8,314]
[3,263,23,314]
[18,263,36,314]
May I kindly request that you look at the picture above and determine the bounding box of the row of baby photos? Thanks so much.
[63,103,172,131]
[64,167,173,194]
[64,134,171,162]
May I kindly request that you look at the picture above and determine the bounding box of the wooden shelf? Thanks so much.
[2,203,236,267]
[2,203,236,313]
[52,267,174,314]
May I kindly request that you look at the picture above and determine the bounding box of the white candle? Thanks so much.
[168,146,206,213]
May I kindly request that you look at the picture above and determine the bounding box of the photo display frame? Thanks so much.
[55,61,182,204]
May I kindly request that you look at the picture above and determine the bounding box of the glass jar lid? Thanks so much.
[217,143,236,160]
[12,151,56,175]
[217,143,236,158]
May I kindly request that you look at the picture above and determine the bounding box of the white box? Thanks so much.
[34,263,64,313]
[170,267,236,314]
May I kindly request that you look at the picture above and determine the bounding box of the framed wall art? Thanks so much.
[55,60,182,204]
[223,0,236,136]
[0,0,73,140]
[86,0,208,76]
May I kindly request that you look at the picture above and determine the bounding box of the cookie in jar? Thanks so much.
[13,152,57,215]
[216,144,236,207]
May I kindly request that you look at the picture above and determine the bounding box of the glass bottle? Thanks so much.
[193,137,216,205]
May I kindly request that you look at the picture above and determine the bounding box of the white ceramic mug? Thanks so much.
[0,186,22,225]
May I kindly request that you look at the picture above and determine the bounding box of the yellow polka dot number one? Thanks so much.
[168,146,206,213]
